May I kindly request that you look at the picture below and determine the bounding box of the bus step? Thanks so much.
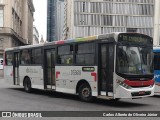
[97,96,114,100]
[100,91,113,96]
[46,85,56,90]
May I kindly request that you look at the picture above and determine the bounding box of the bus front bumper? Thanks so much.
[115,85,155,99]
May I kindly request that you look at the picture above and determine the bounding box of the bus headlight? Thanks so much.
[116,80,132,89]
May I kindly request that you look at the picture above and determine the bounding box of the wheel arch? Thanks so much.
[76,79,91,94]
[23,76,31,86]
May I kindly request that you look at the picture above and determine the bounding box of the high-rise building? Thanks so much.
[0,0,35,77]
[63,0,155,39]
[47,0,64,42]
[154,0,160,45]
[57,0,65,40]
[33,25,39,44]
[40,35,45,44]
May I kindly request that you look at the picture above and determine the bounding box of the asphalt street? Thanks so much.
[0,77,160,120]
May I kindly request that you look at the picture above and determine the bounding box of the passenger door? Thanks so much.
[44,49,56,89]
[13,52,20,85]
[99,43,114,95]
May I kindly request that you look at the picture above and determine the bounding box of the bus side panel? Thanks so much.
[55,66,76,94]
[4,66,14,85]
[19,66,30,86]
[55,66,98,96]
[29,66,44,89]
[19,66,44,89]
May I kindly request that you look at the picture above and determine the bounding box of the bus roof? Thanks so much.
[4,32,118,51]
[4,32,151,52]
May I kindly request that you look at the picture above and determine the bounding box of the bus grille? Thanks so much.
[131,91,151,97]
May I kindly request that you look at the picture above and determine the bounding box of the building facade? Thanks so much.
[56,0,65,40]
[63,0,155,39]
[0,0,35,77]
[154,0,160,45]
[33,25,39,44]
[40,35,45,44]
[47,0,64,42]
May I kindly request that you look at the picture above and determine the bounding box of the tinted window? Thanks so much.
[32,48,42,64]
[20,49,31,65]
[76,43,95,65]
[6,52,13,66]
[58,45,73,65]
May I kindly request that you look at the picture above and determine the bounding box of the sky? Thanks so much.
[33,0,47,40]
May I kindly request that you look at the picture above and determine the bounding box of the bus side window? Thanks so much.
[6,52,13,66]
[58,56,61,64]
[21,50,31,65]
[75,43,95,65]
[57,45,73,65]
[66,56,73,64]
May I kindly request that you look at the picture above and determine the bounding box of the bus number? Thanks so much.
[71,70,81,75]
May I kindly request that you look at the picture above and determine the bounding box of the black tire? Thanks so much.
[78,83,93,102]
[24,77,32,93]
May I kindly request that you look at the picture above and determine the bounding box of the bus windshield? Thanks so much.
[116,45,153,76]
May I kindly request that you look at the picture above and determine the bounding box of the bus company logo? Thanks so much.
[2,112,11,117]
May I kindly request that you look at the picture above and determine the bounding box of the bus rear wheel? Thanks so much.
[24,77,32,93]
[78,83,93,102]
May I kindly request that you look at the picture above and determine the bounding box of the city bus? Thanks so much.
[153,47,160,94]
[4,32,154,102]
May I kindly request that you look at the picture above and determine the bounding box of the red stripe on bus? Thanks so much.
[91,72,97,82]
[56,71,60,78]
[124,80,154,87]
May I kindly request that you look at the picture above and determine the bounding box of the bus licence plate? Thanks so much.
[139,91,145,95]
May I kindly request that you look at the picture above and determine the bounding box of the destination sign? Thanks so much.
[82,67,95,72]
[118,33,153,44]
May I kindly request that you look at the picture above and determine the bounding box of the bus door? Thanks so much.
[13,52,20,85]
[99,43,114,96]
[44,49,56,89]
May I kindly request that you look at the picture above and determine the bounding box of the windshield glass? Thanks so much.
[116,45,153,75]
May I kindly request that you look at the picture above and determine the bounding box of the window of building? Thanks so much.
[140,4,153,15]
[57,45,73,65]
[0,54,2,58]
[102,15,113,26]
[127,28,137,33]
[82,2,85,12]
[0,6,4,27]
[75,43,95,65]
[0,38,3,47]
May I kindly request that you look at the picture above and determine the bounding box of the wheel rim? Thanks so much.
[82,87,90,98]
[25,81,29,91]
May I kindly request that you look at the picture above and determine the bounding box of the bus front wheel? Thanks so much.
[78,83,93,102]
[24,77,32,93]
